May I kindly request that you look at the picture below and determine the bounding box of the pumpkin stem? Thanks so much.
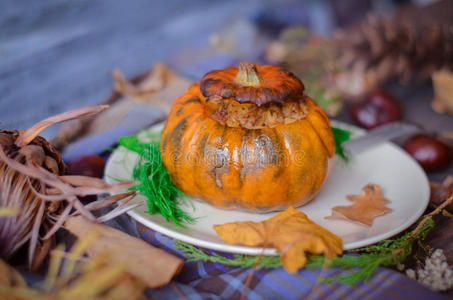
[234,62,261,87]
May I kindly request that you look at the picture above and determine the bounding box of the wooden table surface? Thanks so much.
[1,0,452,181]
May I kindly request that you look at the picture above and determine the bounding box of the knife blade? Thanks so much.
[341,122,421,155]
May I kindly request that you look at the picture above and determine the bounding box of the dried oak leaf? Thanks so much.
[326,183,392,226]
[213,206,343,273]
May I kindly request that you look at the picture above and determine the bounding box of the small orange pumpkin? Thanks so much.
[161,63,335,212]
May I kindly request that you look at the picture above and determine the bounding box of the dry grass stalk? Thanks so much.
[0,229,147,300]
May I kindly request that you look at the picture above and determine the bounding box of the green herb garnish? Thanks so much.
[118,134,194,226]
[306,217,435,285]
[332,126,351,161]
[174,240,282,269]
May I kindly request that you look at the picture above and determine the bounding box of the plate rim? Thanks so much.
[105,121,430,255]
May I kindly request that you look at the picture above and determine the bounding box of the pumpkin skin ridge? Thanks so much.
[304,99,335,158]
[300,119,329,202]
[190,116,224,206]
[176,97,201,116]
[275,122,312,207]
[161,65,334,212]
[161,85,203,191]
[179,116,206,195]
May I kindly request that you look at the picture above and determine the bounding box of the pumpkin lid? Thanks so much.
[200,62,304,106]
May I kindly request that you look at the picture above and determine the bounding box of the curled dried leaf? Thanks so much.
[214,206,343,273]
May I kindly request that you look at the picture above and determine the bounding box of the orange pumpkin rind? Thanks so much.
[161,63,335,212]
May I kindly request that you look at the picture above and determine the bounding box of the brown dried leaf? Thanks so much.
[113,63,175,103]
[65,216,183,288]
[326,183,392,226]
[214,206,343,273]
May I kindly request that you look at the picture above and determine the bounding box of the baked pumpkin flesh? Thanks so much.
[161,62,335,212]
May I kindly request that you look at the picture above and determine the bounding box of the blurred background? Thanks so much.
[1,0,452,178]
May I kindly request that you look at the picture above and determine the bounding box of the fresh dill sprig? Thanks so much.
[307,217,435,285]
[174,240,282,269]
[118,134,195,227]
[174,213,436,285]
[331,126,351,161]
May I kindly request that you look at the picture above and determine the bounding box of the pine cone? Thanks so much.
[334,13,453,97]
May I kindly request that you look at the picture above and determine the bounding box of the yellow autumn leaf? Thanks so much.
[214,206,343,273]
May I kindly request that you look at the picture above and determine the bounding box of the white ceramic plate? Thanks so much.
[104,121,430,255]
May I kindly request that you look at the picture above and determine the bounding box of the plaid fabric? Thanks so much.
[137,225,447,300]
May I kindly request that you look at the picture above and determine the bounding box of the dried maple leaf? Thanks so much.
[213,206,343,273]
[326,183,392,226]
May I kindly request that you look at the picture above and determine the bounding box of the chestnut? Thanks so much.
[68,155,106,202]
[350,91,402,129]
[68,155,105,178]
[403,135,452,172]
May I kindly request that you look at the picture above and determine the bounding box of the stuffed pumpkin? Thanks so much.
[161,62,335,212]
